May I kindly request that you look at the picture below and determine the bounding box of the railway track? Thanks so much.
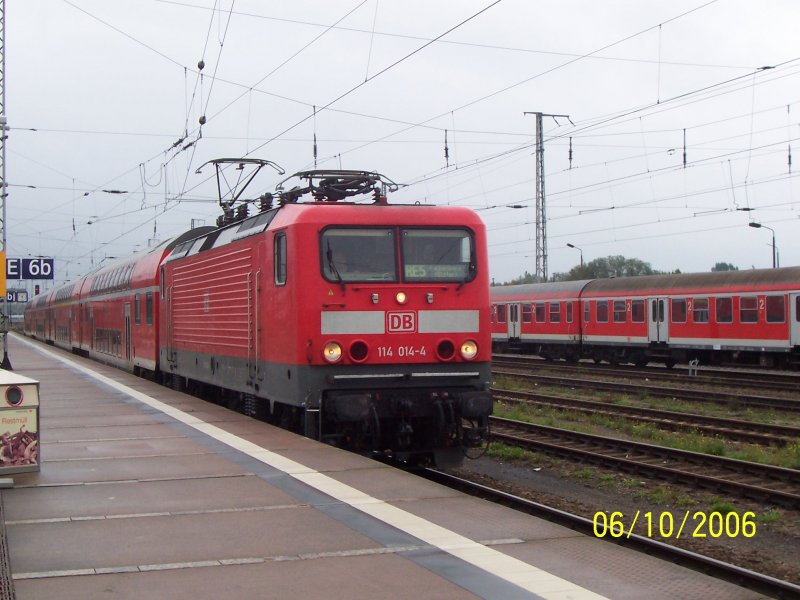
[422,468,800,600]
[492,365,800,412]
[492,387,800,446]
[493,354,800,394]
[488,416,800,510]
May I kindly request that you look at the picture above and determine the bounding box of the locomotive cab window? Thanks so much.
[275,232,287,285]
[321,228,396,283]
[402,228,475,283]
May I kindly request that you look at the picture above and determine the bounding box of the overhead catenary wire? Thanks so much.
[17,1,800,282]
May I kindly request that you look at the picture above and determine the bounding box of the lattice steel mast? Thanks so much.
[524,111,569,282]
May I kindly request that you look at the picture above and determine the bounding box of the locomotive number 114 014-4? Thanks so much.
[377,345,427,358]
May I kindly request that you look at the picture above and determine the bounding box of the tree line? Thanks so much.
[496,257,739,286]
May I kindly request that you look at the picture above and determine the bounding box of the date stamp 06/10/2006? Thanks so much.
[592,510,757,540]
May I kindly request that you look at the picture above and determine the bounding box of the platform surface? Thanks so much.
[1,334,768,600]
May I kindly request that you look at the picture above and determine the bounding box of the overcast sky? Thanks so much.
[8,0,800,288]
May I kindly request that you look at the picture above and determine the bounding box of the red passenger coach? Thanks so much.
[25,168,493,466]
[492,267,800,368]
[490,280,588,362]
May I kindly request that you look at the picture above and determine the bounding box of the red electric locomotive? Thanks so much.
[491,267,800,368]
[25,167,493,466]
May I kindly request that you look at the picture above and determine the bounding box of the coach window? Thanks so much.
[597,300,609,323]
[584,301,590,323]
[497,304,507,323]
[765,296,785,323]
[613,300,626,323]
[275,232,287,285]
[145,292,153,325]
[549,302,561,323]
[566,301,574,323]
[693,298,709,323]
[740,296,758,323]
[671,299,686,323]
[134,294,141,325]
[631,299,645,323]
[522,303,533,323]
[716,297,733,323]
[535,302,546,323]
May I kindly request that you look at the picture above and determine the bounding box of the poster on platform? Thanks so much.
[0,408,38,470]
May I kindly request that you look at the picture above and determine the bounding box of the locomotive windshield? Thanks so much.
[401,228,475,282]
[320,227,475,284]
[322,228,397,282]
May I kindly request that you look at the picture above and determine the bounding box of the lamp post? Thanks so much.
[748,222,776,268]
[566,243,583,269]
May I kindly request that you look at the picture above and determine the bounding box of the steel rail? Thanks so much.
[489,416,800,509]
[422,468,800,600]
[492,387,800,445]
[493,367,800,412]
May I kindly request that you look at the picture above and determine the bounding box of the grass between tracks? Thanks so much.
[492,375,800,469]
[483,441,787,526]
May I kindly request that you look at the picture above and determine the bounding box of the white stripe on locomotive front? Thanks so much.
[321,310,480,335]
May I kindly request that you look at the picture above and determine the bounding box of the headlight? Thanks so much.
[395,291,407,304]
[460,340,478,360]
[323,341,343,363]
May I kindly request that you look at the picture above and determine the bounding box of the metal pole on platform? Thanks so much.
[0,0,11,370]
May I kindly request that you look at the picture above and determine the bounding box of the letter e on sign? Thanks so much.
[387,311,416,333]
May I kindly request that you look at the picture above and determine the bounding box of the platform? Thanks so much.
[0,334,767,599]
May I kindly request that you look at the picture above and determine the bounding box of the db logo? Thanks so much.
[387,311,416,333]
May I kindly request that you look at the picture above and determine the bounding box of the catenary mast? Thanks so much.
[525,111,569,282]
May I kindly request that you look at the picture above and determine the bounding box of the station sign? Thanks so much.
[6,290,28,303]
[6,258,54,280]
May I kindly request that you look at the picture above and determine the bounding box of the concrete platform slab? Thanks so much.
[14,554,480,600]
[3,475,299,521]
[14,453,252,486]
[9,506,380,574]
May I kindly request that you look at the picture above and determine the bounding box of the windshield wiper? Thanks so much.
[326,242,346,290]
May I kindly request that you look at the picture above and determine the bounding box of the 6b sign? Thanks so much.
[6,258,54,280]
